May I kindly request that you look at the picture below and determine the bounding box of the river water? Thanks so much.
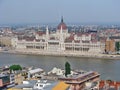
[0,53,120,81]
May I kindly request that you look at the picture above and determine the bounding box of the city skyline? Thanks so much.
[0,0,120,24]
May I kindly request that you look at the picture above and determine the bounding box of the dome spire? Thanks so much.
[61,16,63,23]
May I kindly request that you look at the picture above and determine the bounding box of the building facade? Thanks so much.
[105,39,115,53]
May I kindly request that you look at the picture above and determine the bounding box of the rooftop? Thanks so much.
[9,80,59,90]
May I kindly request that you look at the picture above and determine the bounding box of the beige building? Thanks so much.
[0,36,12,47]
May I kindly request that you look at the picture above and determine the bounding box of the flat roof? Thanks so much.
[0,74,8,77]
[75,71,94,79]
[28,68,43,74]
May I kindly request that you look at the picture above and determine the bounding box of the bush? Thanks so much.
[10,64,22,71]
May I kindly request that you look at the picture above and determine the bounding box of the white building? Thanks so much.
[9,74,15,84]
[48,67,64,76]
[11,18,105,54]
[28,68,44,79]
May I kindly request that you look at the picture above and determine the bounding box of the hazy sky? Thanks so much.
[0,0,120,24]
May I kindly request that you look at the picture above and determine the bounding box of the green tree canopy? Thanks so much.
[65,62,71,77]
[10,64,22,71]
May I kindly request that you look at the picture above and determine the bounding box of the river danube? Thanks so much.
[0,53,120,81]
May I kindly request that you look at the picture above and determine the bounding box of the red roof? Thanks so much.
[99,80,120,90]
[13,32,24,35]
[36,31,45,36]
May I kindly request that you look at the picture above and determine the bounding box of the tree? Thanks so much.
[65,62,71,77]
[115,42,120,51]
[10,64,22,72]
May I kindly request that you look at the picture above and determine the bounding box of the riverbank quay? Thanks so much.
[1,49,120,60]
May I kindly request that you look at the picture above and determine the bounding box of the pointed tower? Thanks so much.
[59,26,65,51]
[46,26,49,41]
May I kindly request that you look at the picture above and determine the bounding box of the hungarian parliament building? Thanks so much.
[11,18,105,54]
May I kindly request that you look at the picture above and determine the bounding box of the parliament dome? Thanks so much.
[57,17,67,30]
